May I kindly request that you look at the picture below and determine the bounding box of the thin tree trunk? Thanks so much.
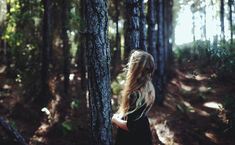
[168,0,174,63]
[124,0,140,59]
[111,0,121,78]
[191,4,196,43]
[156,0,165,105]
[220,0,225,42]
[40,0,52,104]
[61,0,69,95]
[0,117,28,145]
[139,0,147,51]
[229,0,233,45]
[84,0,112,144]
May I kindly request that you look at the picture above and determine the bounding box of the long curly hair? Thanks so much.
[118,50,156,117]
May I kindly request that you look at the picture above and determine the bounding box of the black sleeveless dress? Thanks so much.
[115,92,152,145]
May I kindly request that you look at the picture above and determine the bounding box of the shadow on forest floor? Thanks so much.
[148,62,235,145]
[1,61,235,145]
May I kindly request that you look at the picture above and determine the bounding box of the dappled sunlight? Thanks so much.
[203,102,223,110]
[69,73,75,81]
[154,121,176,145]
[180,83,193,92]
[195,74,208,81]
[182,101,195,113]
[185,73,195,79]
[0,65,6,73]
[198,85,210,92]
[205,131,218,143]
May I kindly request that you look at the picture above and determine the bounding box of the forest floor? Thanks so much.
[0,60,235,145]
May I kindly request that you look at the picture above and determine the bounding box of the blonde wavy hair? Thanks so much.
[118,50,156,117]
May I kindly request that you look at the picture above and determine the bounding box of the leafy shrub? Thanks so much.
[223,95,235,135]
[174,40,210,63]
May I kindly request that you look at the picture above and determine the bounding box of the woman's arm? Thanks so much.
[112,114,128,131]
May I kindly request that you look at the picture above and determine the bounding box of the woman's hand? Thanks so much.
[112,114,121,126]
[112,114,128,131]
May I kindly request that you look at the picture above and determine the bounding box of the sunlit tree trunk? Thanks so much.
[0,0,7,64]
[84,0,112,144]
[124,0,140,59]
[139,0,147,51]
[229,0,233,45]
[41,0,52,104]
[191,4,196,43]
[156,0,165,105]
[220,0,225,42]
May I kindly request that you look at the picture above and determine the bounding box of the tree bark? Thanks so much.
[139,0,147,51]
[156,0,165,105]
[40,0,52,104]
[124,0,140,59]
[147,0,158,100]
[84,0,112,144]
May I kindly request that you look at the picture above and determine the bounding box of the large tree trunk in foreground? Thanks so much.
[84,0,112,144]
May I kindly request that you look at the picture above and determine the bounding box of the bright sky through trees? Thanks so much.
[175,0,233,45]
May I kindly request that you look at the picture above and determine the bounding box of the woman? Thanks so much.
[112,50,156,145]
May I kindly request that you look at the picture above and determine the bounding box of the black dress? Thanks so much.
[115,92,152,145]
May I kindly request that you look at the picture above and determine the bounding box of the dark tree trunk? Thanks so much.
[156,0,165,105]
[0,117,28,145]
[147,0,158,99]
[139,0,147,51]
[80,0,87,97]
[163,0,174,83]
[220,0,225,42]
[229,0,233,45]
[168,0,174,62]
[111,0,121,78]
[40,0,52,104]
[84,0,112,144]
[124,0,140,59]
[61,0,70,95]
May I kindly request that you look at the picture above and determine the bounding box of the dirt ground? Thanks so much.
[0,61,235,145]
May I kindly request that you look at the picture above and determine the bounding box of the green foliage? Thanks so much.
[62,120,73,132]
[223,95,235,134]
[175,39,235,79]
[111,71,126,95]
[70,99,80,109]
[2,0,43,99]
[174,40,210,62]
